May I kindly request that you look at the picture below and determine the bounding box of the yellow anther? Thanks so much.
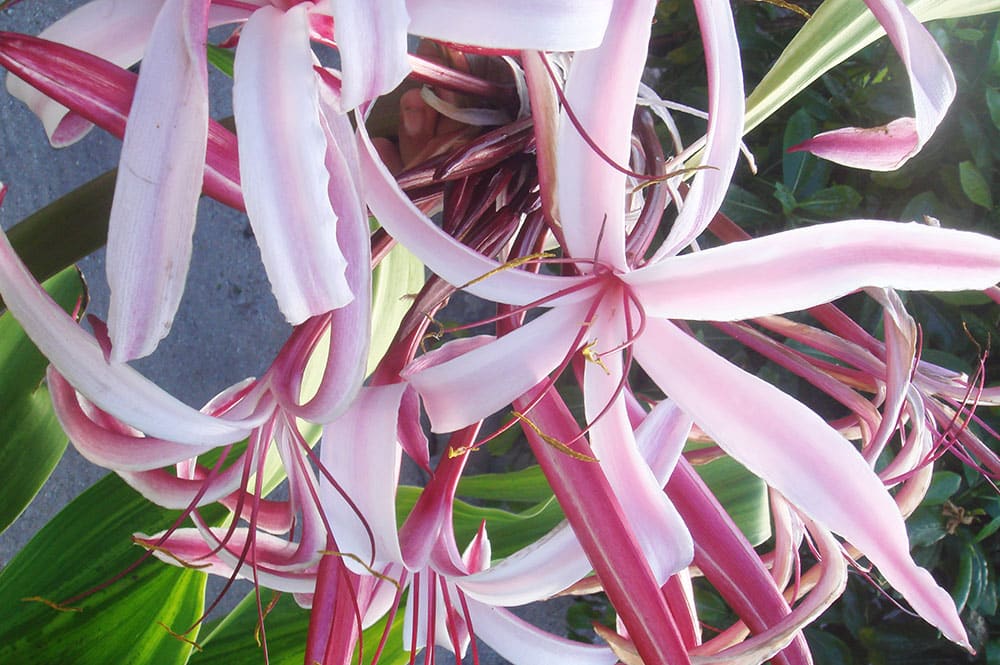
[458,251,556,290]
[21,596,82,613]
[316,550,402,589]
[512,412,599,463]
[157,622,204,652]
[582,340,611,375]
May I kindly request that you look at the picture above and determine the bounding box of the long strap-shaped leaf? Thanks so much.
[744,0,1000,136]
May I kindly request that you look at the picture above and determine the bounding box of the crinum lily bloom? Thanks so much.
[316,382,654,664]
[354,0,1000,660]
[4,0,615,361]
[0,169,371,606]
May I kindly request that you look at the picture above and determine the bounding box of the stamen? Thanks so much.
[157,622,204,652]
[538,55,654,182]
[582,340,611,375]
[133,541,212,569]
[20,596,82,613]
[458,251,555,289]
[512,411,599,462]
[254,592,281,647]
[316,550,402,589]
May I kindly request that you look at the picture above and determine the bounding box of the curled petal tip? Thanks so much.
[788,118,919,171]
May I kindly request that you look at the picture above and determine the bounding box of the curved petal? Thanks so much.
[407,301,592,433]
[653,0,745,259]
[690,518,847,665]
[627,220,1000,321]
[234,4,352,325]
[319,384,409,567]
[135,527,317,593]
[557,0,656,270]
[48,369,216,470]
[467,599,616,665]
[357,120,598,306]
[635,318,968,647]
[634,397,693,482]
[790,0,955,171]
[329,0,411,110]
[5,0,167,146]
[105,0,210,361]
[459,521,591,606]
[583,312,692,582]
[406,0,612,52]
[270,108,371,423]
[0,226,256,445]
[0,32,244,210]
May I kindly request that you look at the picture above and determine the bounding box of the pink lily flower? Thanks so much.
[315,383,623,664]
[0,174,371,615]
[354,0,1000,659]
[4,0,614,361]
[790,0,955,170]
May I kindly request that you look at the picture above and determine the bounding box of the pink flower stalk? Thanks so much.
[352,0,1000,660]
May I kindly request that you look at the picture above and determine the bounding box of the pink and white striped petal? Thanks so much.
[48,369,218,470]
[458,521,591,606]
[653,0,745,258]
[627,220,1000,321]
[328,0,410,110]
[789,0,955,171]
[5,0,167,146]
[0,221,256,446]
[583,313,692,582]
[406,301,592,433]
[557,0,656,270]
[635,318,968,648]
[406,0,612,52]
[468,600,616,665]
[105,0,210,361]
[234,4,352,325]
[135,527,318,593]
[319,384,411,568]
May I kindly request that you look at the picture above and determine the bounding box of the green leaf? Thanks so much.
[206,45,235,78]
[795,184,862,217]
[899,191,944,223]
[806,627,855,665]
[774,181,798,215]
[368,233,424,375]
[987,88,1000,133]
[720,184,776,227]
[952,542,976,612]
[0,268,84,534]
[193,592,307,665]
[906,505,948,548]
[193,588,410,665]
[974,515,1000,543]
[958,160,993,209]
[5,171,114,291]
[930,290,995,306]
[0,474,206,665]
[920,471,962,506]
[457,465,553,504]
[696,455,770,546]
[744,0,1000,139]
